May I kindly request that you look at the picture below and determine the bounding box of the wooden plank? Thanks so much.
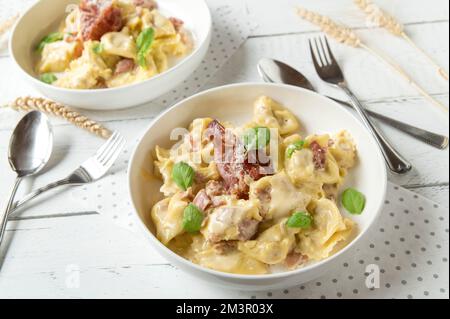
[247,0,450,37]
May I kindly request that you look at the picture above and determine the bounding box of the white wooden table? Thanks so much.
[0,0,448,298]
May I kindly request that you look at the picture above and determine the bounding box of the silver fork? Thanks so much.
[9,131,125,215]
[309,36,412,174]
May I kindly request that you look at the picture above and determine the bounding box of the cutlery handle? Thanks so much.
[327,96,449,149]
[340,86,413,174]
[9,177,71,216]
[0,176,23,247]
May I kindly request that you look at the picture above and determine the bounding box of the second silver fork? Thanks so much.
[9,131,125,215]
[309,36,412,175]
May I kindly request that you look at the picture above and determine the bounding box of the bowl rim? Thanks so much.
[127,82,388,280]
[8,0,212,94]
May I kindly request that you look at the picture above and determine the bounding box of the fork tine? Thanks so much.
[98,134,124,166]
[102,137,126,169]
[315,37,329,66]
[96,132,120,162]
[313,38,326,67]
[95,131,118,160]
[323,36,337,65]
[309,39,322,71]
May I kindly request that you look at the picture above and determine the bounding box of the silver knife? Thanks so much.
[258,58,448,150]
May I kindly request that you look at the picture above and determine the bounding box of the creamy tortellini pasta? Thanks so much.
[150,96,359,275]
[35,0,192,89]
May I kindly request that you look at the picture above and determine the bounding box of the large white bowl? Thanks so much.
[128,83,387,291]
[9,0,211,110]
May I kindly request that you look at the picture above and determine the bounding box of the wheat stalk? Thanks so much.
[0,14,19,36]
[354,0,448,81]
[4,97,112,139]
[296,7,448,113]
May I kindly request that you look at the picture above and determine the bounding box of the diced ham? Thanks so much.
[205,180,226,197]
[133,0,158,10]
[284,251,308,269]
[310,141,327,170]
[206,120,273,199]
[169,17,184,32]
[254,186,271,218]
[238,219,260,241]
[114,58,135,75]
[193,189,211,212]
[79,0,123,41]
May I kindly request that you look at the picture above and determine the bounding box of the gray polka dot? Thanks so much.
[404,209,409,214]
[370,244,375,248]
[385,241,390,245]
[320,295,326,299]
[411,263,417,268]
[353,289,358,294]
[332,279,338,283]
[348,275,354,280]
[424,291,429,296]
[385,283,391,288]
[316,282,321,286]
[407,294,413,299]
[433,274,439,279]
[390,253,396,258]
[343,263,349,267]
[401,280,407,285]
[396,266,401,270]
[440,288,446,293]
[417,277,423,282]
[337,292,342,297]
[283,289,289,294]
[267,292,272,297]
[359,260,364,264]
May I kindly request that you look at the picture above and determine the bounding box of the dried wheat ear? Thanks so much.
[0,14,19,36]
[7,97,112,139]
[354,0,448,81]
[296,6,448,113]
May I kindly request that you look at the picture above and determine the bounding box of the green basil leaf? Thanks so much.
[36,32,64,53]
[39,73,57,84]
[243,127,271,150]
[182,204,204,233]
[92,43,104,54]
[341,188,366,215]
[136,27,155,68]
[287,211,313,229]
[286,140,305,158]
[172,161,195,191]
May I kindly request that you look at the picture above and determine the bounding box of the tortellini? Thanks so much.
[238,220,299,265]
[149,97,360,275]
[101,32,137,59]
[35,0,192,89]
[151,192,190,245]
[253,96,300,135]
[297,198,355,260]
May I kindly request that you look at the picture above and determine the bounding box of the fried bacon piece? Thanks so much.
[79,0,123,41]
[310,141,327,170]
[206,120,273,199]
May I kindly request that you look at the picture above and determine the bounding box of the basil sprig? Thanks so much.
[287,211,313,229]
[341,188,366,215]
[36,32,64,53]
[136,27,155,68]
[39,73,57,84]
[243,127,271,150]
[172,161,195,191]
[182,204,204,233]
[286,140,305,158]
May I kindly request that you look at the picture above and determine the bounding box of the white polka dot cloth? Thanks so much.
[72,138,449,300]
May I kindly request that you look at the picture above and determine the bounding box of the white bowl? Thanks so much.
[128,83,387,291]
[9,0,211,110]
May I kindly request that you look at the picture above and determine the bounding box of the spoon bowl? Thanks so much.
[0,111,53,251]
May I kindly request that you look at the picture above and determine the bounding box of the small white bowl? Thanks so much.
[128,83,387,291]
[9,0,211,110]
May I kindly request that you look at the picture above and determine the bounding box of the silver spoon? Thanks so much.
[0,111,53,248]
[258,58,449,150]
